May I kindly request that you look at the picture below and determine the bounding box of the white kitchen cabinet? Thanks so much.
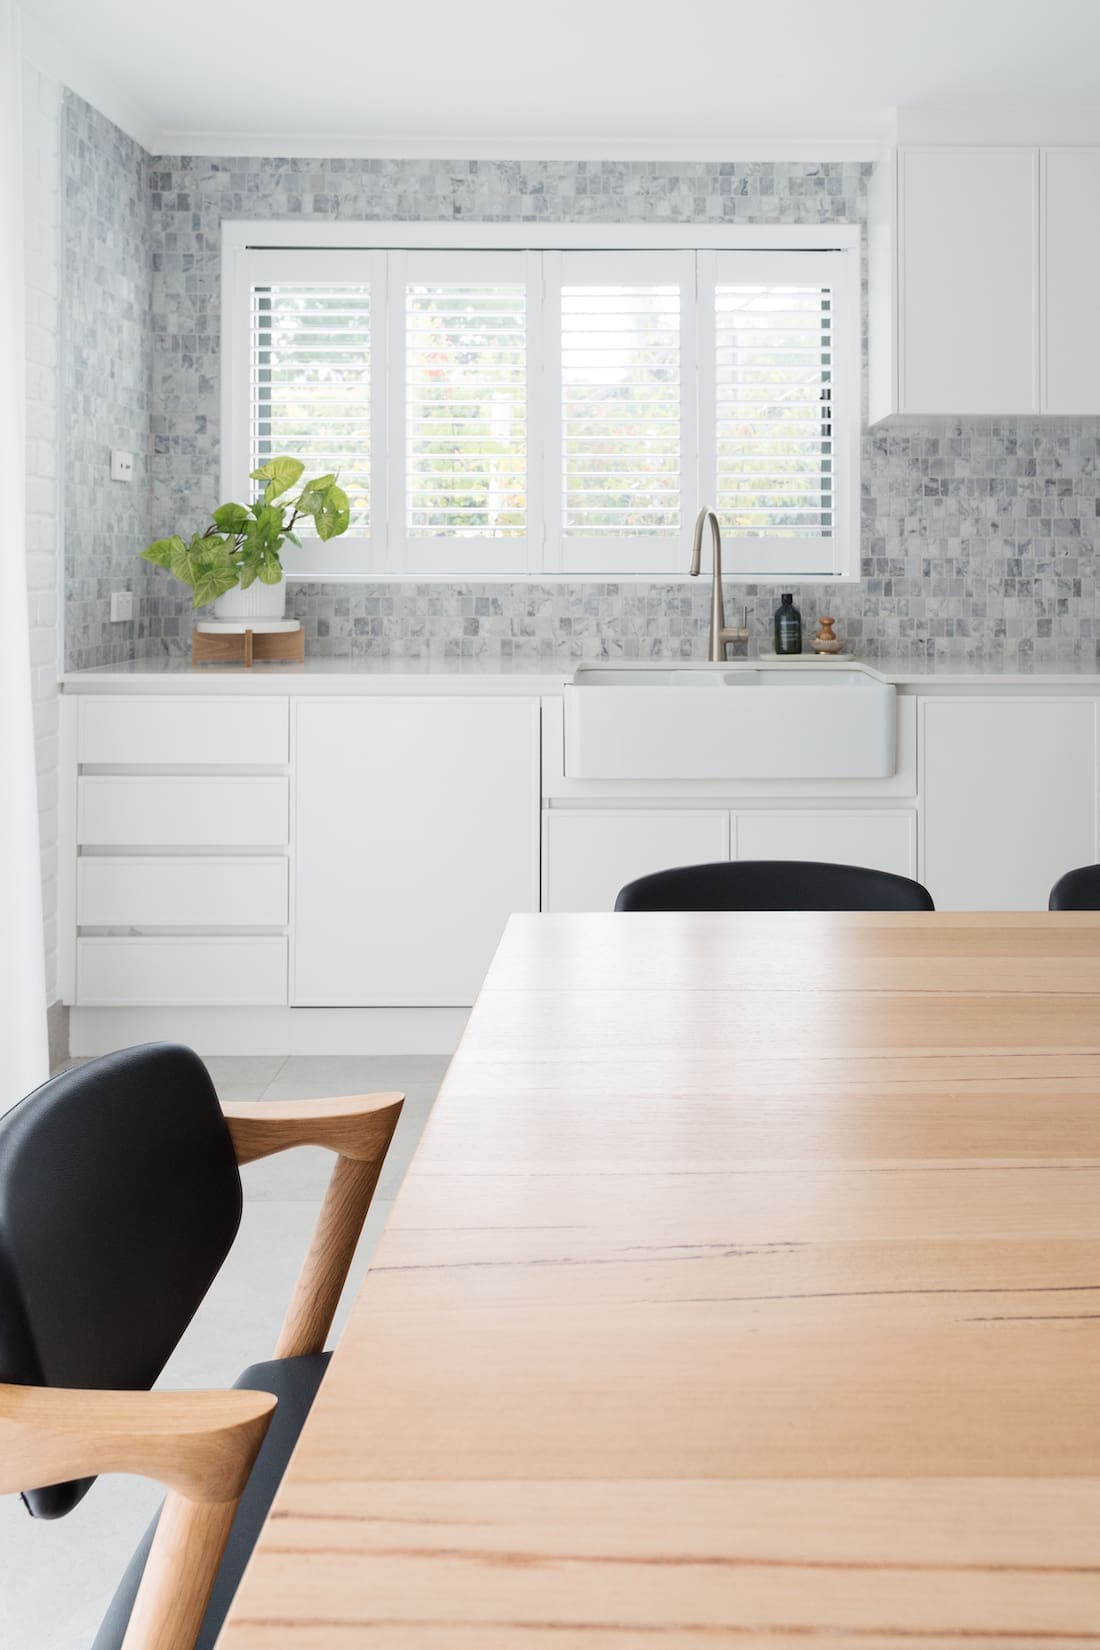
[77,694,288,765]
[898,148,1038,415]
[543,809,730,912]
[734,810,916,879]
[76,936,288,1007]
[77,856,288,928]
[77,775,289,847]
[293,697,540,1006]
[1042,148,1100,413]
[921,698,1098,910]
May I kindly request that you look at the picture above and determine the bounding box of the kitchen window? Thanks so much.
[223,223,860,581]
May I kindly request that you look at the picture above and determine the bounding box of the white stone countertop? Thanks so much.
[59,653,1100,692]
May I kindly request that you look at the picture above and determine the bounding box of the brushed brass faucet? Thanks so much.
[688,507,749,662]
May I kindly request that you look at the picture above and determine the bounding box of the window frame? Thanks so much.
[222,220,862,583]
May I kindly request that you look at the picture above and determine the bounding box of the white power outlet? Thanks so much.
[110,449,135,482]
[110,591,134,623]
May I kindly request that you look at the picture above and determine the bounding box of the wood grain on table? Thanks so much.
[222,912,1100,1648]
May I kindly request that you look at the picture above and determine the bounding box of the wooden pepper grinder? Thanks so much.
[811,617,842,655]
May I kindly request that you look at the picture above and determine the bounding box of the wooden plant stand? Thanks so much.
[192,621,304,668]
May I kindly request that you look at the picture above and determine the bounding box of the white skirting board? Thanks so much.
[68,1006,470,1057]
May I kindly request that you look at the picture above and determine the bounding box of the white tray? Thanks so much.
[194,619,302,635]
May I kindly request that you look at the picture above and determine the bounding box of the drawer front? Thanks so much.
[76,937,288,1006]
[77,777,289,846]
[77,857,288,927]
[77,695,289,765]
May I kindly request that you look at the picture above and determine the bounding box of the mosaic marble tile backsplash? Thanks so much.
[63,92,151,671]
[61,97,1100,666]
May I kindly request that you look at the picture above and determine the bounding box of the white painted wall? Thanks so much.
[22,57,60,1011]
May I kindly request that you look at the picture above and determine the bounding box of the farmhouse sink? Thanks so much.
[563,662,897,779]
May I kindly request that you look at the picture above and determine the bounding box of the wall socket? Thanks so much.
[110,449,135,482]
[110,591,134,623]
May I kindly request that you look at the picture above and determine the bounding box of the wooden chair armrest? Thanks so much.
[221,1092,404,1165]
[0,1382,275,1504]
[221,1093,405,1361]
[3,1385,277,1650]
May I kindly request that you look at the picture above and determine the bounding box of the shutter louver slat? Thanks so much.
[562,284,681,536]
[250,283,370,532]
[405,283,526,539]
[716,284,833,538]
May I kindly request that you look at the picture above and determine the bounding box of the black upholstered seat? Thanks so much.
[92,1354,331,1650]
[615,858,935,913]
[1049,864,1100,909]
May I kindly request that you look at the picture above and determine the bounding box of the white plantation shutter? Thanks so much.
[703,249,855,578]
[400,251,531,570]
[549,251,695,574]
[227,235,858,579]
[250,282,373,531]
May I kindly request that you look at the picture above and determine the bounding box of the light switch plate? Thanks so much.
[110,591,134,622]
[110,449,135,482]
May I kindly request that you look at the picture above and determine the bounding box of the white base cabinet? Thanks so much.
[734,810,916,877]
[293,697,540,1006]
[921,697,1099,910]
[544,806,916,912]
[544,810,730,912]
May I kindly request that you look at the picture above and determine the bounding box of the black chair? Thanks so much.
[0,1043,403,1650]
[1049,864,1100,909]
[614,858,935,912]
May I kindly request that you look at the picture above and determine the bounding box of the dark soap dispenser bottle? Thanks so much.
[774,592,802,655]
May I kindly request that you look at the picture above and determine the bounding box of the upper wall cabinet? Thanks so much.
[870,145,1100,421]
[871,147,1038,420]
[1042,148,1100,413]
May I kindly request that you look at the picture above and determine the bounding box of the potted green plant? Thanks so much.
[140,457,350,620]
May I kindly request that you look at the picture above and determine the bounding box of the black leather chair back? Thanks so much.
[0,1044,243,1518]
[615,858,936,913]
[1049,864,1100,910]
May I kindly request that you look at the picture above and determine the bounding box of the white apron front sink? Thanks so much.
[563,662,897,779]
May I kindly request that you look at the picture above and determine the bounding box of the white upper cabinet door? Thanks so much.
[900,148,1038,415]
[921,698,1098,911]
[293,698,540,1006]
[544,809,730,912]
[1042,149,1100,413]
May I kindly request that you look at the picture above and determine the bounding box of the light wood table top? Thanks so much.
[223,912,1100,1648]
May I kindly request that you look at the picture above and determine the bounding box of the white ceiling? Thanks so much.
[19,0,1100,157]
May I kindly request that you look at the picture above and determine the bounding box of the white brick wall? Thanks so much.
[22,62,61,1006]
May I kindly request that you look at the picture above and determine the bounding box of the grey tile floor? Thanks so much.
[0,1053,449,1650]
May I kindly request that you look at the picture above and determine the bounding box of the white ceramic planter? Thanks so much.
[213,578,287,621]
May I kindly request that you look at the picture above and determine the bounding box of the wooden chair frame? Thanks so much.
[0,1089,403,1650]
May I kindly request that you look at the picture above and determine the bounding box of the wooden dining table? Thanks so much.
[222,911,1100,1647]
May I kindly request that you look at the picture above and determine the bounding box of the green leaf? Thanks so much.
[237,561,259,590]
[258,560,284,585]
[295,474,337,516]
[250,455,304,505]
[315,482,351,541]
[140,534,185,569]
[191,565,241,608]
[211,502,251,533]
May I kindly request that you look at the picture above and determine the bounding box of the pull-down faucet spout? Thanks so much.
[689,507,749,662]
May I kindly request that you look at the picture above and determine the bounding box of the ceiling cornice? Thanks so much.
[151,132,889,162]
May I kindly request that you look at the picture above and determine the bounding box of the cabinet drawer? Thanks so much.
[77,695,289,765]
[76,936,288,1006]
[77,857,288,927]
[77,777,289,846]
